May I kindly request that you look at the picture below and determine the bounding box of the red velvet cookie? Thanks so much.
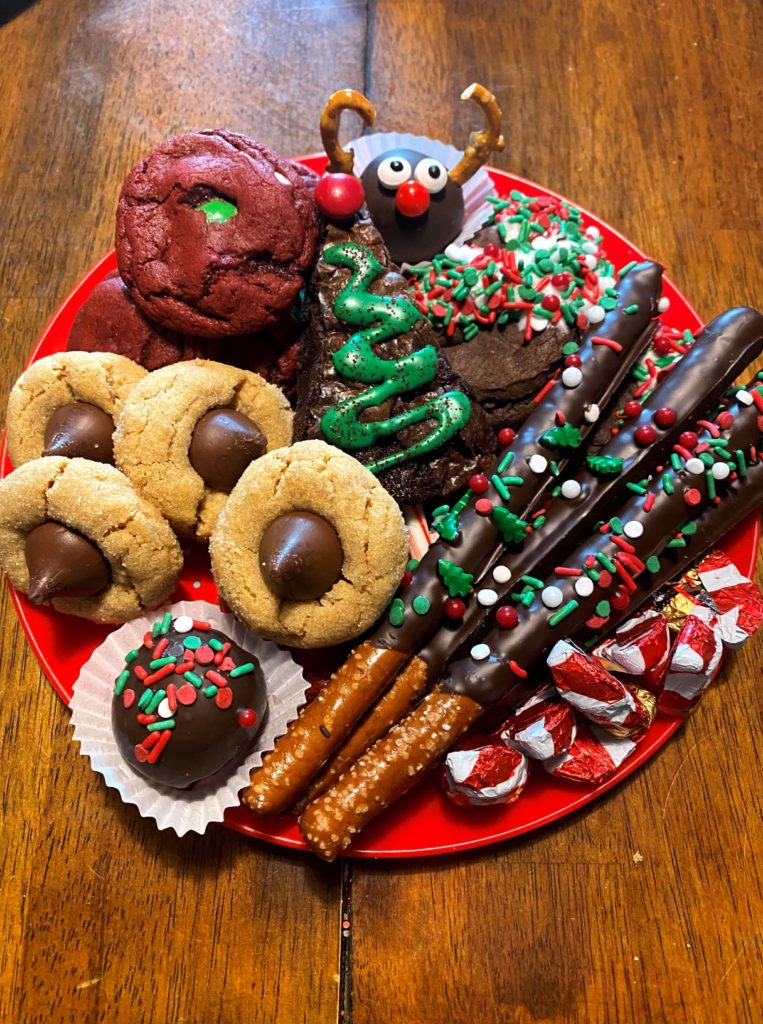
[115,130,319,337]
[67,271,214,370]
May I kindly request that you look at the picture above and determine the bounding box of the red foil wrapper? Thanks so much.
[696,551,763,650]
[442,744,528,808]
[500,685,577,760]
[659,604,724,716]
[543,723,637,784]
[548,640,655,737]
[593,607,671,694]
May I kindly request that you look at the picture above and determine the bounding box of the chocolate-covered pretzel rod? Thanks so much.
[299,308,763,802]
[300,384,763,857]
[247,262,661,815]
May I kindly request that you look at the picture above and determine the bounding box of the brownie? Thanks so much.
[115,130,319,337]
[296,211,495,506]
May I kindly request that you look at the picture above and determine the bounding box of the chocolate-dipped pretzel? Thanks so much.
[299,381,763,858]
[249,261,662,815]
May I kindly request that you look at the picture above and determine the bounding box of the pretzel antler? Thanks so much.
[320,89,377,174]
[448,83,505,187]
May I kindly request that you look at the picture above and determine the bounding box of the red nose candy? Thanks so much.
[395,180,430,218]
[315,173,365,219]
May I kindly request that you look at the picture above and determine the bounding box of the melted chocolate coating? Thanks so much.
[111,621,267,789]
[24,522,110,604]
[371,260,664,658]
[42,402,115,463]
[418,306,763,680]
[439,387,763,706]
[361,150,465,265]
[189,408,266,492]
[259,512,343,601]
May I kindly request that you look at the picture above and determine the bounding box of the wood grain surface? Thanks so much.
[0,2,761,1022]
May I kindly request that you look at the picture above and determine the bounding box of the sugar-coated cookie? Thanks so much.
[209,440,408,648]
[6,351,147,467]
[115,130,319,337]
[0,457,182,622]
[113,360,293,540]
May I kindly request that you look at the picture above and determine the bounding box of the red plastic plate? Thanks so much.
[2,158,758,858]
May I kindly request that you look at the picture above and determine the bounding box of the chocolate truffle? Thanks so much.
[111,615,268,789]
[42,402,115,463]
[259,511,343,601]
[189,408,266,492]
[24,521,111,604]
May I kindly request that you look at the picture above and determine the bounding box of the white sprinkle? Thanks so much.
[574,577,595,598]
[658,297,670,313]
[157,698,173,719]
[531,234,550,250]
[530,314,548,332]
[582,240,598,255]
[584,404,600,423]
[598,276,616,292]
[562,366,583,388]
[541,586,564,609]
[712,461,730,480]
[173,615,194,633]
[471,643,490,661]
[274,171,292,186]
[586,305,606,325]
[583,253,598,270]
[623,521,644,539]
[477,588,498,607]
[529,454,548,474]
[686,458,705,475]
[585,226,600,239]
[492,565,512,584]
[736,390,753,406]
[561,479,582,499]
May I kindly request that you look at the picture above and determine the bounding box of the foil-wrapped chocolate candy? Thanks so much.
[696,550,763,650]
[442,743,528,808]
[543,723,638,784]
[499,685,576,760]
[548,640,656,737]
[593,607,671,694]
[659,604,724,716]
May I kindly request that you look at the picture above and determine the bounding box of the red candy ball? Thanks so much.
[498,427,516,447]
[564,354,581,368]
[496,605,519,630]
[634,424,656,447]
[679,430,698,450]
[237,708,258,729]
[654,407,676,429]
[652,335,673,356]
[611,588,630,610]
[315,173,365,219]
[399,569,413,591]
[469,473,489,494]
[623,400,642,420]
[716,411,734,430]
[551,272,571,289]
[541,293,560,312]
[395,180,430,218]
[443,598,466,620]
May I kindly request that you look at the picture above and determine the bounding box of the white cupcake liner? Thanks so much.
[346,130,497,263]
[70,599,309,836]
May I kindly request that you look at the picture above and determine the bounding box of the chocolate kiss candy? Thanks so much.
[42,402,115,463]
[24,522,110,604]
[259,511,344,601]
[189,408,266,492]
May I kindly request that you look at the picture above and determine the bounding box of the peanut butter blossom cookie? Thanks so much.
[6,351,146,467]
[113,359,293,540]
[0,457,182,622]
[210,440,408,648]
[115,130,319,337]
[111,613,268,789]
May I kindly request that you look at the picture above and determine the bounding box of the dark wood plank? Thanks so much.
[0,1,369,1021]
[351,2,763,1021]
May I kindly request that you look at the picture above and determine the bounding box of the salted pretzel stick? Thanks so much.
[448,84,506,186]
[298,308,763,803]
[320,89,376,174]
[300,383,763,858]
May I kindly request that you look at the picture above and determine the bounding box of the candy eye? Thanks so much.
[413,159,448,194]
[377,156,412,189]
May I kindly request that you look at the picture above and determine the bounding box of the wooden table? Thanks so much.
[1,2,761,1021]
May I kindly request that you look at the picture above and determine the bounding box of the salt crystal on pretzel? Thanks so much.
[659,604,723,716]
[593,607,671,693]
[543,723,637,784]
[499,685,576,760]
[696,551,763,649]
[548,640,655,736]
[442,743,528,808]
